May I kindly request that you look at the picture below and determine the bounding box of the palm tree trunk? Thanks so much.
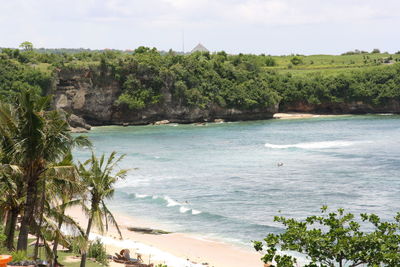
[17,170,39,251]
[80,216,94,267]
[5,208,19,250]
[51,204,66,267]
[4,209,12,246]
[34,184,46,259]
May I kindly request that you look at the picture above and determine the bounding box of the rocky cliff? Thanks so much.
[52,68,278,126]
[281,100,400,114]
[52,69,399,128]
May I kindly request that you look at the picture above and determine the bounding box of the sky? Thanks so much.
[1,0,399,55]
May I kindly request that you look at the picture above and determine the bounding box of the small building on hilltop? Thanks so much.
[190,43,209,53]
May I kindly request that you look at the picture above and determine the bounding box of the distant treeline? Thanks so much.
[0,45,399,112]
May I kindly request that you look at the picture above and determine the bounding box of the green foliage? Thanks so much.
[290,56,303,65]
[254,207,400,267]
[0,55,52,100]
[1,46,400,113]
[0,225,6,252]
[274,63,400,109]
[19,41,33,51]
[11,250,29,262]
[68,236,87,254]
[87,239,109,266]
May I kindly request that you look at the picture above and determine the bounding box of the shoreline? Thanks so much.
[272,112,351,120]
[67,206,263,267]
[71,113,399,132]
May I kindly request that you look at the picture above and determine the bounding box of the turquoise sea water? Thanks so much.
[73,115,400,249]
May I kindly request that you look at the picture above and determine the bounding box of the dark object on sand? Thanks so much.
[127,227,171,235]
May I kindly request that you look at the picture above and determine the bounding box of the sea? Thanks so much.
[73,114,400,250]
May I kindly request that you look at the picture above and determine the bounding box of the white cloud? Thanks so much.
[0,0,399,54]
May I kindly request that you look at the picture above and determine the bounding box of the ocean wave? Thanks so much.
[179,206,190,213]
[135,193,148,199]
[165,196,180,207]
[192,209,202,215]
[265,140,355,149]
[132,194,203,215]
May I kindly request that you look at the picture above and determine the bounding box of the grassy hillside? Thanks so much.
[267,53,400,76]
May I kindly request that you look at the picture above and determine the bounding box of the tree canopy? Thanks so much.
[254,207,400,267]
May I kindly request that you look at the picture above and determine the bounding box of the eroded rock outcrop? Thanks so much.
[51,68,278,126]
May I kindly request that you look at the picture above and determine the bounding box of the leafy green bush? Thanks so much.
[0,225,6,253]
[68,236,87,254]
[87,238,109,266]
[254,207,400,267]
[10,251,29,262]
[290,56,303,65]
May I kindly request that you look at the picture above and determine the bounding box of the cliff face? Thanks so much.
[52,69,399,127]
[281,100,400,114]
[52,69,278,126]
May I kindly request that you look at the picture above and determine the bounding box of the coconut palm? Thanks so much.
[0,101,25,250]
[31,154,85,260]
[44,153,86,266]
[0,90,90,251]
[78,151,127,267]
[0,164,24,250]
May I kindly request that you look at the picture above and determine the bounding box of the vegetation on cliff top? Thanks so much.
[0,44,399,112]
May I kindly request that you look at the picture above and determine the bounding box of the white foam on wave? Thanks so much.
[179,206,190,213]
[192,209,202,215]
[265,140,355,149]
[89,233,205,267]
[162,196,202,215]
[135,193,148,199]
[164,196,180,207]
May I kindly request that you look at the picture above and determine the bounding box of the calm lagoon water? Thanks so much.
[73,115,400,249]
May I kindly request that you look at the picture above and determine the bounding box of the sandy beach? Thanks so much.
[273,112,349,120]
[67,206,263,267]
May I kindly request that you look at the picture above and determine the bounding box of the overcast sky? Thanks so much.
[1,0,399,55]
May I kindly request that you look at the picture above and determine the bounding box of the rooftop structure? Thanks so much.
[190,43,209,53]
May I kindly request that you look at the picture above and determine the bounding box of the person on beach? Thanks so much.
[119,249,142,263]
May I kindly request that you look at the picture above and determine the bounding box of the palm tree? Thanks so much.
[45,153,86,266]
[0,90,90,251]
[78,151,127,267]
[0,101,24,250]
[0,164,24,250]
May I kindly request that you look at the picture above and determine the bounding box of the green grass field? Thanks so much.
[265,53,400,76]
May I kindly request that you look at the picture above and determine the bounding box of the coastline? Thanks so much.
[66,206,263,267]
[272,112,350,120]
[70,113,400,132]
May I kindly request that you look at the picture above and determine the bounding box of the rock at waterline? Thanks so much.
[154,120,170,125]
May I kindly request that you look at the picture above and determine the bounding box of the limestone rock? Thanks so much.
[69,114,91,130]
[69,127,88,133]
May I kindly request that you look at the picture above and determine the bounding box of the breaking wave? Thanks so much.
[265,140,355,149]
